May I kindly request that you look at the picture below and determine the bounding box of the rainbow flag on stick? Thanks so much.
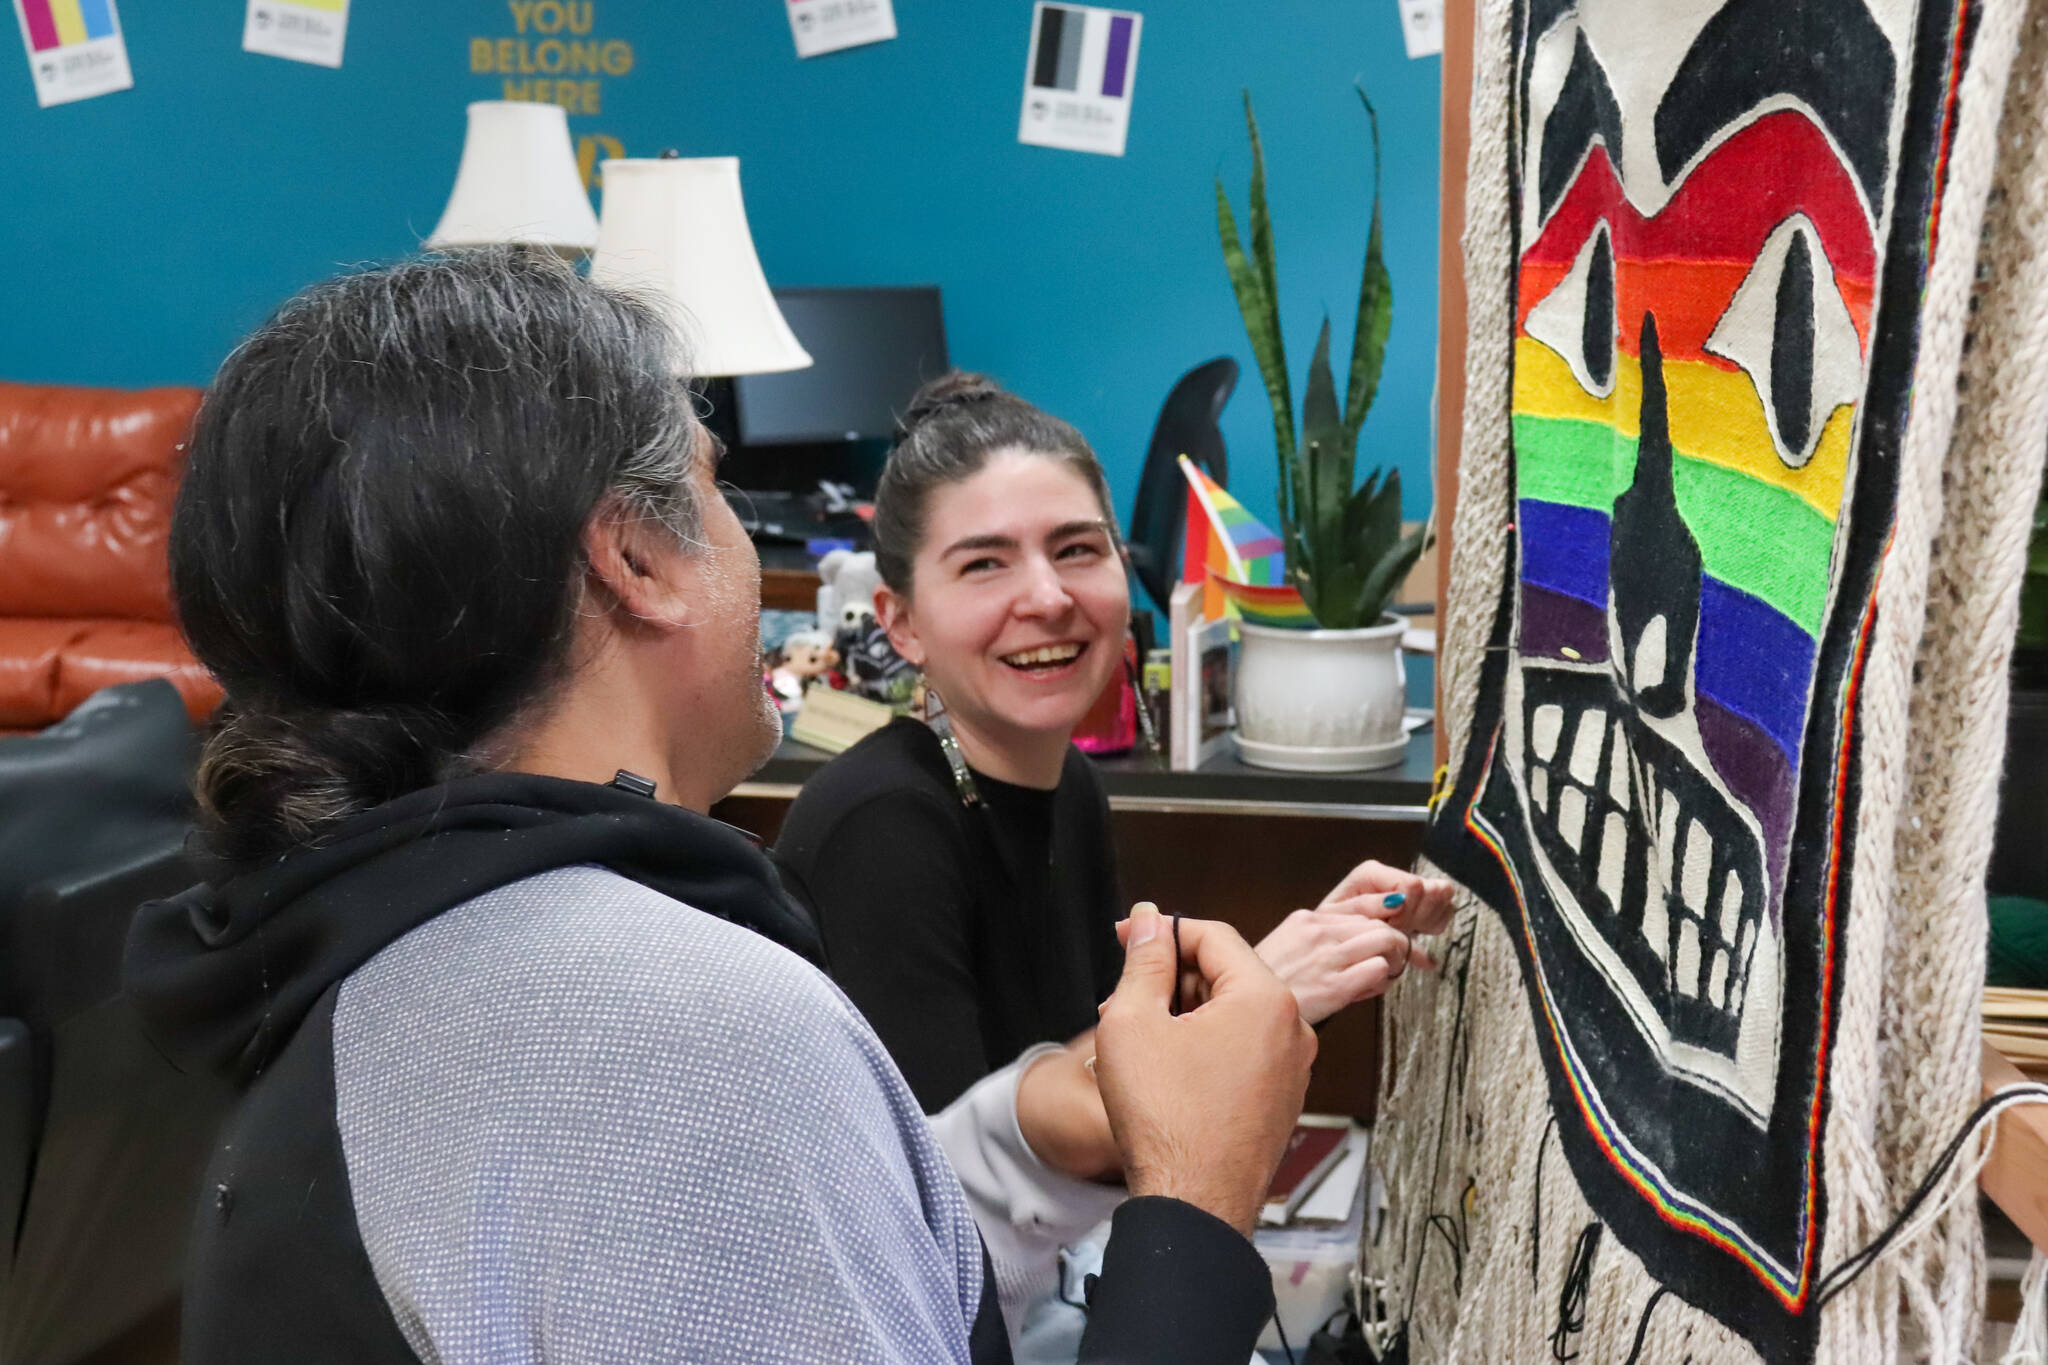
[1211,574,1318,628]
[1177,455,1316,627]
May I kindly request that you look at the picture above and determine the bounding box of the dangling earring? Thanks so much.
[924,688,982,809]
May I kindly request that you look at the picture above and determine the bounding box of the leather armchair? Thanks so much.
[0,382,221,730]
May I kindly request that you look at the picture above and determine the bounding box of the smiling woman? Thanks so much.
[775,373,1133,1114]
[889,452,1129,788]
[770,372,1454,1348]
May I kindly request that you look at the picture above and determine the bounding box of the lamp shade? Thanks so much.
[426,101,599,253]
[589,157,812,378]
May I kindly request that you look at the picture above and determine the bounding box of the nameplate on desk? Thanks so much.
[789,687,894,755]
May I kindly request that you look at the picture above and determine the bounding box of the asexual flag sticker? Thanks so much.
[13,0,131,106]
[1019,3,1142,157]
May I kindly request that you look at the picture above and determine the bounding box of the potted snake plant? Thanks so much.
[1216,89,1429,771]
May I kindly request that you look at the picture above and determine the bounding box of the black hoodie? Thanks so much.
[126,773,1273,1363]
[128,773,823,1085]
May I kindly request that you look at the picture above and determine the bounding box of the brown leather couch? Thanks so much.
[0,381,221,729]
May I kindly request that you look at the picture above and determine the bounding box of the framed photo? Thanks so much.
[1168,583,1235,770]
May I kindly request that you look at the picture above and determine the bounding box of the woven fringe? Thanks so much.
[1826,0,2048,1358]
[2001,1251,2048,1364]
[1820,0,2036,1357]
[1369,889,1755,1361]
[1372,0,2048,1359]
[1432,0,1517,780]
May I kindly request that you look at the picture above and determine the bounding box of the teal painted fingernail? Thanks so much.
[1384,892,1406,909]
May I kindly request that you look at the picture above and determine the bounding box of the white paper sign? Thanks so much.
[13,0,131,107]
[1018,3,1142,158]
[786,0,895,59]
[1397,0,1443,58]
[244,0,348,68]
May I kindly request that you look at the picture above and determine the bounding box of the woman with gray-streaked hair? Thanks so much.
[124,249,1315,1364]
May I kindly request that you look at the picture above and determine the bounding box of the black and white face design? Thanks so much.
[1433,0,1957,1349]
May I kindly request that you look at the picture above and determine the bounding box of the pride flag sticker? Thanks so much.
[1018,3,1142,157]
[786,0,896,60]
[13,0,131,107]
[244,0,349,70]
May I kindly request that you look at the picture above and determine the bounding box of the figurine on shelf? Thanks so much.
[768,630,840,715]
[839,614,919,705]
[816,548,884,635]
[816,548,919,704]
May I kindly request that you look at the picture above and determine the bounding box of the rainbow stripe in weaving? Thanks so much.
[1461,550,1884,1312]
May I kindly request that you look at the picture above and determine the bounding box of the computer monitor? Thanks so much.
[732,287,949,446]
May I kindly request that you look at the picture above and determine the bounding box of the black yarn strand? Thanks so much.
[1425,1213,1467,1286]
[1548,1221,1602,1362]
[1815,1082,2048,1307]
[1170,913,1184,1017]
[1401,919,1479,1321]
[1620,1286,1669,1365]
[1054,1248,1089,1312]
[1271,1308,1297,1365]
[1531,1113,1558,1283]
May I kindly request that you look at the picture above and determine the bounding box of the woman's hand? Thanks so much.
[1095,904,1315,1236]
[1316,860,1458,938]
[1248,861,1457,1023]
[1254,910,1412,1024]
[1015,1032,1122,1182]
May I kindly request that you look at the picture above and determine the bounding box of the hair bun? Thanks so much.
[194,699,457,866]
[898,371,1007,436]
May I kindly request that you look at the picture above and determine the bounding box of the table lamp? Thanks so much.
[589,154,812,377]
[426,101,600,255]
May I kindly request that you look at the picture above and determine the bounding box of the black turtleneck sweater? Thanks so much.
[773,718,1125,1113]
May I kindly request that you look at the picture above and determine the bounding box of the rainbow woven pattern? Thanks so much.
[1420,0,1978,1354]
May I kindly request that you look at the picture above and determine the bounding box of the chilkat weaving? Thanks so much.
[1377,0,2048,1360]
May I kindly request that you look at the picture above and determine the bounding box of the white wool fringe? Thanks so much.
[1370,0,2048,1360]
[2000,1251,2048,1364]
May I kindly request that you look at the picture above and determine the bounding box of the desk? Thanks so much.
[714,728,1436,1120]
[761,566,822,612]
[734,726,1435,819]
[756,542,825,612]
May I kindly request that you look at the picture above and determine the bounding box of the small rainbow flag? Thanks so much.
[1178,455,1316,626]
[1211,573,1318,628]
[1180,477,1232,621]
[1178,454,1285,580]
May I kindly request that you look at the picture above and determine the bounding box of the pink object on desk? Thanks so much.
[1073,637,1139,756]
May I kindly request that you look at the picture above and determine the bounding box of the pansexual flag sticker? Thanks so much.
[1018,3,1142,157]
[13,0,130,107]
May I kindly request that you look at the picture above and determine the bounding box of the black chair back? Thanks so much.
[1126,358,1238,615]
[0,682,223,1365]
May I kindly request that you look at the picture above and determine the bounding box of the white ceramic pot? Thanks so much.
[1232,616,1406,772]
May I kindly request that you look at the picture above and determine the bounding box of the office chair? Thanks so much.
[0,682,232,1365]
[1126,358,1238,616]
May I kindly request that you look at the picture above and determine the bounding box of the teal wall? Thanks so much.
[0,1,1440,526]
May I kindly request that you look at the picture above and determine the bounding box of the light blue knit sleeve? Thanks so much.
[331,865,988,1364]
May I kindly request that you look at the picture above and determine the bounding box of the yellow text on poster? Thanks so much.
[471,0,634,118]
